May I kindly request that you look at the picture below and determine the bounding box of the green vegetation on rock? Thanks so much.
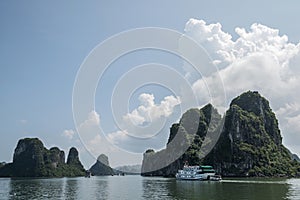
[204,91,299,177]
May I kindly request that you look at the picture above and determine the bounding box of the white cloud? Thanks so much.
[185,19,299,69]
[73,110,144,167]
[80,110,100,127]
[123,93,181,126]
[107,130,128,145]
[75,110,106,159]
[19,119,28,125]
[78,110,101,146]
[184,18,300,155]
[76,110,101,143]
[62,129,75,139]
[104,93,181,153]
[89,134,101,145]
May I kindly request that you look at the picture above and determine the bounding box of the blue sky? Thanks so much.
[1,1,300,168]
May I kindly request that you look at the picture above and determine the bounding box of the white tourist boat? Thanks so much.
[175,164,220,181]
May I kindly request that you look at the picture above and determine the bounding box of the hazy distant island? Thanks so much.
[142,91,300,178]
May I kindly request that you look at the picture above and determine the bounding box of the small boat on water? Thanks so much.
[209,175,222,181]
[175,164,221,181]
[85,170,91,178]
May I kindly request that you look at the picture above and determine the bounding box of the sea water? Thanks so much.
[0,176,299,200]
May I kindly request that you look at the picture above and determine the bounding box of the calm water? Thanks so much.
[0,176,299,200]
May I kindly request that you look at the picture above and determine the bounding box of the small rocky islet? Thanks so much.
[1,91,300,178]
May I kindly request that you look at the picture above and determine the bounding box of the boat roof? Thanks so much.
[200,165,213,169]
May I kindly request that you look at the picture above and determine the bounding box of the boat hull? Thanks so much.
[175,175,203,180]
[175,173,215,181]
[175,165,221,181]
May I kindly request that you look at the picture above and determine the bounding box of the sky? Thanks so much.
[1,1,300,169]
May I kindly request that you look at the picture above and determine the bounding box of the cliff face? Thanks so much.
[204,91,299,177]
[65,147,86,176]
[11,138,46,177]
[0,138,85,177]
[90,154,114,176]
[141,91,300,177]
[67,147,84,168]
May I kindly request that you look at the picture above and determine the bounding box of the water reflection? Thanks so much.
[173,179,290,200]
[0,178,10,199]
[63,178,79,199]
[93,177,109,199]
[143,177,292,200]
[221,179,290,200]
[286,179,300,200]
[74,177,109,199]
[8,178,64,199]
[142,177,175,200]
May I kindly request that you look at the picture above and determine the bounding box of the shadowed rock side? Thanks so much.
[89,154,114,176]
[141,104,222,177]
[0,138,85,177]
[141,91,300,177]
[0,162,5,169]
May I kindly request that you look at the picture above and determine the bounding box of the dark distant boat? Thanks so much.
[176,164,221,181]
[85,170,91,178]
[209,175,222,181]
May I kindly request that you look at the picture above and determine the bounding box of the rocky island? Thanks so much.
[89,154,114,176]
[142,91,300,177]
[89,154,141,175]
[0,138,85,177]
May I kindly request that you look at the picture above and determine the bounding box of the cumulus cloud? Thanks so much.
[80,110,100,127]
[123,93,181,126]
[74,110,143,167]
[184,18,300,155]
[78,110,101,148]
[185,19,299,70]
[107,130,128,145]
[104,93,181,153]
[62,129,75,139]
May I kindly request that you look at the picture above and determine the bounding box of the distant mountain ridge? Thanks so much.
[0,138,85,177]
[114,164,141,174]
[141,91,300,177]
